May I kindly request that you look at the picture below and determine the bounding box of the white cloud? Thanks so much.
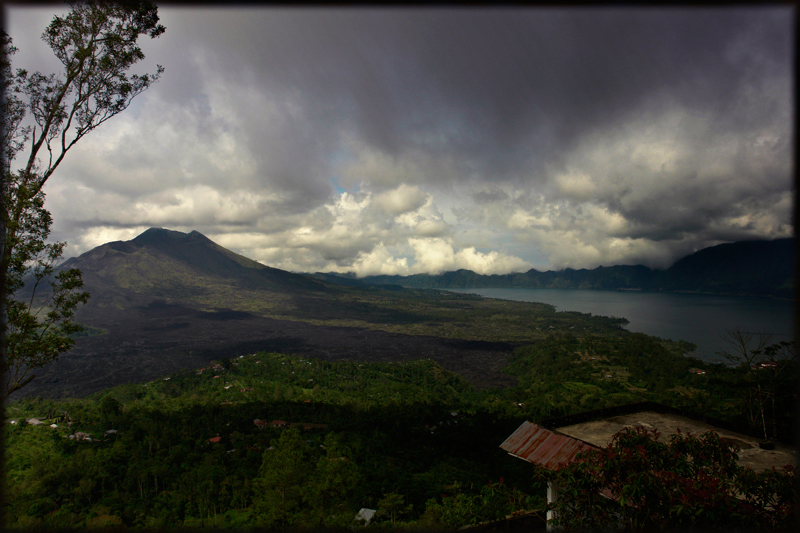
[348,244,411,276]
[407,237,531,275]
[70,226,152,254]
[190,187,531,277]
[373,184,427,214]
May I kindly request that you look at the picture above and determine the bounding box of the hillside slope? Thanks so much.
[59,227,327,303]
[662,238,795,295]
[17,228,630,399]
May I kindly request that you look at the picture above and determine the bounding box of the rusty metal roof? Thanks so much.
[500,421,596,470]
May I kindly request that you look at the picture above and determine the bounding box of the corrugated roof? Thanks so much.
[500,421,596,470]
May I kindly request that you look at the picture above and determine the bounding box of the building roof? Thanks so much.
[499,421,596,471]
[553,409,796,473]
[355,508,376,524]
[524,402,796,473]
[503,402,797,473]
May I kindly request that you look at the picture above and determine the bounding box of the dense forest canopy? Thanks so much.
[4,332,796,530]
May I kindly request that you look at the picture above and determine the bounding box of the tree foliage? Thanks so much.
[1,182,88,397]
[253,427,310,529]
[717,327,798,441]
[3,352,541,529]
[1,1,165,397]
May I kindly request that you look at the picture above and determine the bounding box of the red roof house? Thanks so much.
[500,421,595,470]
[500,421,598,528]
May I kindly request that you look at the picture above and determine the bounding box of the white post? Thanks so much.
[546,479,559,531]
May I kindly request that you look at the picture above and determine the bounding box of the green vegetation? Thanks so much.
[3,353,540,530]
[4,331,795,530]
[497,332,705,418]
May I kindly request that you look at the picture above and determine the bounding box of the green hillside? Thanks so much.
[7,330,792,530]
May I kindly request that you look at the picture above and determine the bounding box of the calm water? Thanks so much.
[446,288,795,363]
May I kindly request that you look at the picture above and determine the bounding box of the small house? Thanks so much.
[500,421,596,529]
[500,401,798,530]
[354,508,376,525]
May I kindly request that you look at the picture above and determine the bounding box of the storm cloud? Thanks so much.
[5,6,793,274]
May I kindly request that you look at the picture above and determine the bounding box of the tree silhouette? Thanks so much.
[1,1,165,397]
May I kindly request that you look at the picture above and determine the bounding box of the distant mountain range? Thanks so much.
[320,238,795,298]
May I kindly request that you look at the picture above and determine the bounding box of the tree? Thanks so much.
[304,432,362,527]
[1,188,88,397]
[252,428,311,530]
[376,492,413,526]
[757,340,798,442]
[718,327,797,441]
[1,1,165,397]
[545,426,797,531]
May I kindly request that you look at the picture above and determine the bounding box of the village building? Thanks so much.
[500,401,797,531]
[354,508,376,525]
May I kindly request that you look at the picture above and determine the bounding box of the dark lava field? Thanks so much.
[11,299,519,400]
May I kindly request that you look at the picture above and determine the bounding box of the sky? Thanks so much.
[3,5,795,276]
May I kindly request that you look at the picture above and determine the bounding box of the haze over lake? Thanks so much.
[446,288,795,363]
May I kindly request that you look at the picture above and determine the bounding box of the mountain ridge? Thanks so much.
[59,227,328,302]
[61,229,793,298]
[326,238,795,298]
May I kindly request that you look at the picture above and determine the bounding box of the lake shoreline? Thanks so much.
[442,287,795,365]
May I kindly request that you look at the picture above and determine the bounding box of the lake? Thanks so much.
[445,288,795,363]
